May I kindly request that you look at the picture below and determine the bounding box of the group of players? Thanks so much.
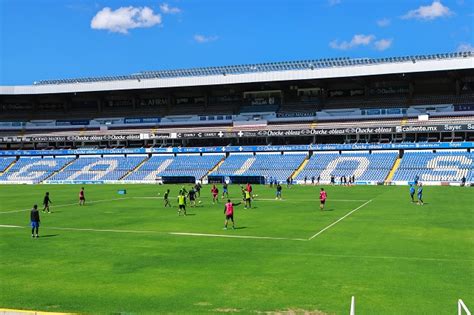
[29,187,86,238]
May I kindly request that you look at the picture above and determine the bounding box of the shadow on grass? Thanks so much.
[39,234,59,238]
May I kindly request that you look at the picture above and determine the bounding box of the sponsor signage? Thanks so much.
[0,142,472,157]
[1,123,473,144]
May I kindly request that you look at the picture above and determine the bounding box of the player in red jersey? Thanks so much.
[223,199,241,230]
[211,185,219,204]
[79,187,85,206]
[319,188,327,210]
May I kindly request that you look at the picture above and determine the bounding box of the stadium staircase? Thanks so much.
[40,157,77,183]
[202,156,226,179]
[235,157,256,175]
[385,157,402,184]
[120,156,150,180]
[290,156,310,180]
[0,159,18,176]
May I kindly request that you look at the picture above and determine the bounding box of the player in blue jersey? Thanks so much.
[409,184,416,203]
[417,183,424,205]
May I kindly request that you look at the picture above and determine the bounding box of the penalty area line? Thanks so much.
[308,199,373,241]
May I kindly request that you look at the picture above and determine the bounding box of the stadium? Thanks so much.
[1,1,473,314]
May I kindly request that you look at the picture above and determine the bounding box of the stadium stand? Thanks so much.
[0,156,75,183]
[296,151,398,183]
[0,157,16,172]
[392,151,474,182]
[125,154,224,181]
[212,153,307,181]
[48,156,146,182]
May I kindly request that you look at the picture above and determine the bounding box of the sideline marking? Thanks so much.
[0,198,130,214]
[308,199,373,240]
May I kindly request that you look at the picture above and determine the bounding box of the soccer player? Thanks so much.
[317,175,320,185]
[194,183,201,197]
[222,182,229,199]
[304,176,308,184]
[243,188,252,209]
[188,187,197,207]
[330,175,335,185]
[223,199,241,230]
[211,185,219,204]
[319,188,327,210]
[417,183,424,206]
[311,176,315,185]
[246,183,252,195]
[177,192,187,216]
[79,187,85,205]
[30,204,40,238]
[409,184,416,203]
[414,175,419,186]
[276,183,282,200]
[42,192,52,213]
[164,189,171,207]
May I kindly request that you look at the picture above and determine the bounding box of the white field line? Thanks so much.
[308,199,373,240]
[0,224,306,241]
[0,197,131,214]
[169,232,307,241]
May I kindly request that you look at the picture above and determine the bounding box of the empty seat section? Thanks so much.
[213,153,307,181]
[0,156,75,183]
[126,154,224,181]
[49,156,146,181]
[296,152,397,182]
[392,151,473,182]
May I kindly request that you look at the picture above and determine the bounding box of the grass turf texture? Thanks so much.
[0,184,472,314]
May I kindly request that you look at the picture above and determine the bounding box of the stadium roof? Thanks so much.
[1,51,473,95]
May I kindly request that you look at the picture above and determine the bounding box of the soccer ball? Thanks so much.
[157,192,161,196]
[198,200,202,204]
[253,194,258,198]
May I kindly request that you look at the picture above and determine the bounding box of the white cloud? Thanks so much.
[457,42,474,51]
[328,0,341,6]
[377,18,391,27]
[402,1,453,20]
[329,34,375,50]
[91,6,162,34]
[374,38,393,51]
[160,3,181,14]
[194,34,218,43]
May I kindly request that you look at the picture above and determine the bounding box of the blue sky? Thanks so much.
[0,0,473,85]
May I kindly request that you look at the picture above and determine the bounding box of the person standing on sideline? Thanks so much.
[30,205,40,238]
[276,183,282,200]
[417,183,424,205]
[409,184,416,203]
[223,199,241,230]
[319,188,327,210]
[164,189,171,207]
[79,187,85,206]
[42,192,52,213]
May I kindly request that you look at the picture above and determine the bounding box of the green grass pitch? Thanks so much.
[0,184,472,314]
